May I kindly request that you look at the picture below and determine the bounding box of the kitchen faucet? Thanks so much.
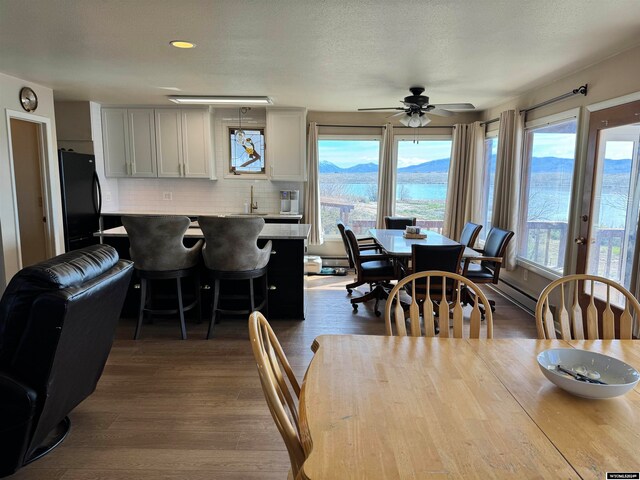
[250,185,258,213]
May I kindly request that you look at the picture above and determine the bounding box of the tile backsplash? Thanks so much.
[112,177,302,214]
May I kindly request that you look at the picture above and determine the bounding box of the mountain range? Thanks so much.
[319,157,632,174]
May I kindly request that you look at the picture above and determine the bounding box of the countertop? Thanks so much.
[101,211,303,220]
[97,223,311,240]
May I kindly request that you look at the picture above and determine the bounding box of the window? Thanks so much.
[518,116,578,273]
[480,134,499,242]
[318,137,380,237]
[394,137,452,232]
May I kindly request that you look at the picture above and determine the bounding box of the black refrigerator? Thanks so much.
[58,150,102,252]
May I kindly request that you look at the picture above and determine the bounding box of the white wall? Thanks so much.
[0,72,62,291]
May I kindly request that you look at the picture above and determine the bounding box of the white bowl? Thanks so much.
[537,348,640,399]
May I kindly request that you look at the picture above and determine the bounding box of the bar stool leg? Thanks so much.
[177,278,187,340]
[195,274,202,324]
[207,279,220,339]
[249,278,255,312]
[134,277,147,340]
[264,273,269,316]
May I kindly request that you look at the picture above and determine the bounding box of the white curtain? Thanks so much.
[443,121,485,240]
[304,122,323,245]
[376,124,395,228]
[491,110,524,270]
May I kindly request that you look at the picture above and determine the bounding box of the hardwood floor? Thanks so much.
[13,275,537,480]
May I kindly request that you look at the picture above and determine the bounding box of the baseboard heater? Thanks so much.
[489,278,537,316]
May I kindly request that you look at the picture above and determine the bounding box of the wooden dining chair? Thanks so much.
[248,312,306,479]
[385,270,493,338]
[536,274,640,340]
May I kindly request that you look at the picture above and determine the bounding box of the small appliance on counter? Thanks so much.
[280,190,300,214]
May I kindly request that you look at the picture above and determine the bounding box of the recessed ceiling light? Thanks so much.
[170,40,196,49]
[168,96,273,105]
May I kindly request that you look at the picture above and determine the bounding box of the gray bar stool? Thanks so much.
[122,215,203,340]
[199,216,272,339]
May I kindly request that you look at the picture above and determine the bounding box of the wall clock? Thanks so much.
[19,87,38,112]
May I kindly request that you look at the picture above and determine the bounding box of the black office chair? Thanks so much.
[122,215,203,340]
[0,245,133,477]
[462,226,514,314]
[410,244,465,300]
[459,222,482,248]
[344,226,398,316]
[384,216,416,230]
[337,221,381,294]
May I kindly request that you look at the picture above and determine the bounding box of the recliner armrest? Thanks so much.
[0,373,37,477]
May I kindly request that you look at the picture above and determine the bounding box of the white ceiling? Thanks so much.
[1,0,640,111]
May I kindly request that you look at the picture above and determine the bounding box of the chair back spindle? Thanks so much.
[536,274,640,340]
[385,271,493,339]
[249,312,305,478]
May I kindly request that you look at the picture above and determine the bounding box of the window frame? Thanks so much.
[318,133,382,239]
[479,129,499,247]
[516,108,580,279]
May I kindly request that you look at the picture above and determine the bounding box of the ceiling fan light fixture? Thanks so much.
[399,112,431,128]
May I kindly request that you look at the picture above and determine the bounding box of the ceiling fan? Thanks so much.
[357,87,475,127]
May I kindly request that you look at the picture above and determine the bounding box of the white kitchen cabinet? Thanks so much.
[181,109,212,178]
[156,108,213,178]
[102,108,129,177]
[155,109,183,177]
[266,108,307,181]
[102,106,214,179]
[102,108,156,177]
[128,109,157,177]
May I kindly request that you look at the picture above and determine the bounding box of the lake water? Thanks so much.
[328,182,627,228]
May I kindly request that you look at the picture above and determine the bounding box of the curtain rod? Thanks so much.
[479,84,588,127]
[315,124,454,129]
[523,84,587,114]
[480,117,499,126]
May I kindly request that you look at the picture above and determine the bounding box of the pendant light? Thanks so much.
[236,107,250,146]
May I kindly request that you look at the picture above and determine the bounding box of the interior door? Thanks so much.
[10,118,48,267]
[577,100,640,319]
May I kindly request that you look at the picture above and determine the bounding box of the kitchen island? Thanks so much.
[98,223,311,320]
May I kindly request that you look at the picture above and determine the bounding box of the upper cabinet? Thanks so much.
[102,107,214,179]
[266,108,307,181]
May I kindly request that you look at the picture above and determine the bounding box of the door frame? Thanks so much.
[6,109,60,268]
[576,99,640,329]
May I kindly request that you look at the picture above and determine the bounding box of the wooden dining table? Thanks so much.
[298,335,640,479]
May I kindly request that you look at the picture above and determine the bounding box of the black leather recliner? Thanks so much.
[0,244,133,477]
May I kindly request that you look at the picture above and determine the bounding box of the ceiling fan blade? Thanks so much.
[428,108,454,117]
[432,103,475,110]
[357,107,404,111]
[386,111,407,118]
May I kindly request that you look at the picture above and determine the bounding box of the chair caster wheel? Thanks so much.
[375,310,381,317]
[347,288,353,295]
[352,304,358,312]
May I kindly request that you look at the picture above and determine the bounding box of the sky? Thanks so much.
[318,130,636,168]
